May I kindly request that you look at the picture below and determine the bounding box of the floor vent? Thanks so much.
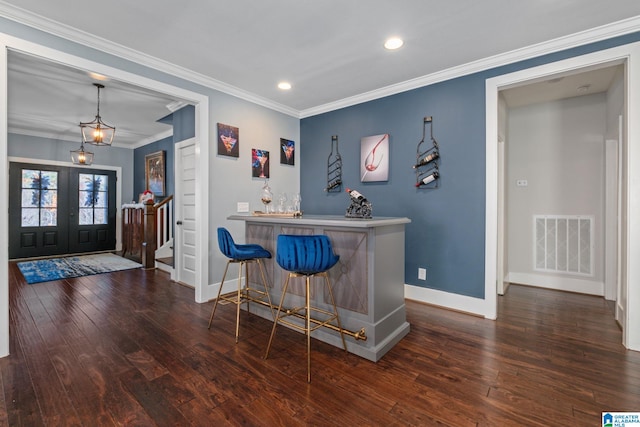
[534,215,593,276]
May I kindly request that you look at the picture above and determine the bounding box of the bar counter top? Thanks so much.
[228,214,410,228]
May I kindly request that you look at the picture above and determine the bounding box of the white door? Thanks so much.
[174,138,197,287]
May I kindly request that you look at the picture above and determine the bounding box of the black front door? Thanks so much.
[9,162,117,259]
[68,169,117,253]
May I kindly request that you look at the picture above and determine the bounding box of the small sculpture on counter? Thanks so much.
[260,180,273,213]
[345,188,372,219]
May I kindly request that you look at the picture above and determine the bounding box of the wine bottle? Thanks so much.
[413,150,439,169]
[346,188,367,204]
[415,171,439,187]
[324,179,342,191]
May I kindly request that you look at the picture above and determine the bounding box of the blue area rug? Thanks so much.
[17,253,142,284]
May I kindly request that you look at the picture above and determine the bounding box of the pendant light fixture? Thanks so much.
[80,83,115,146]
[70,139,94,165]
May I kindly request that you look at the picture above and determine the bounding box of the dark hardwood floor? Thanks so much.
[1,262,639,426]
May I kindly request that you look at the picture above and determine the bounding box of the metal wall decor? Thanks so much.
[414,116,440,188]
[325,135,343,192]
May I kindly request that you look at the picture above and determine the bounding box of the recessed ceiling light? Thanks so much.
[577,84,591,93]
[278,82,292,90]
[88,72,109,81]
[384,37,404,50]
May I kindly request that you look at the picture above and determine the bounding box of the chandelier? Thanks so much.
[70,140,94,165]
[80,83,115,146]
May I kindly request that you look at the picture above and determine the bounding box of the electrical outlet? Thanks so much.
[418,268,426,280]
[516,179,528,187]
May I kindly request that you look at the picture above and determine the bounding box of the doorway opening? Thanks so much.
[485,41,640,351]
[498,64,623,300]
[0,36,210,358]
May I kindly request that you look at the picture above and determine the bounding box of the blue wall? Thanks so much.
[133,136,174,201]
[133,105,195,200]
[173,105,195,142]
[300,31,640,299]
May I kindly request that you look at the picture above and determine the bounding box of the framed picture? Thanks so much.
[251,149,270,178]
[280,138,295,165]
[145,150,165,196]
[218,123,239,157]
[360,133,389,182]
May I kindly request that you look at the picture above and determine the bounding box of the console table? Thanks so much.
[228,214,411,362]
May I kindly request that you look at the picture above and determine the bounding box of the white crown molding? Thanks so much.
[0,2,300,118]
[165,100,188,113]
[300,15,640,118]
[131,129,174,149]
[1,2,639,119]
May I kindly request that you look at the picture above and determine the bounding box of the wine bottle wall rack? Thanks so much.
[325,135,343,192]
[414,116,440,189]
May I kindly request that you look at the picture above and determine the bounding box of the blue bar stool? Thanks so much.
[264,234,347,382]
[208,227,274,343]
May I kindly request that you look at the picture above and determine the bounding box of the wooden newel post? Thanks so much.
[141,199,156,269]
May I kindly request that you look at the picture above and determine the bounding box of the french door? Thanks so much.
[9,162,116,259]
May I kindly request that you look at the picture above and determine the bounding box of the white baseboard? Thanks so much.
[616,301,625,331]
[404,284,491,318]
[507,272,604,296]
[203,278,241,303]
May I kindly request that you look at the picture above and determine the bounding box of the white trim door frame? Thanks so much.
[0,34,210,358]
[174,138,197,287]
[486,42,640,351]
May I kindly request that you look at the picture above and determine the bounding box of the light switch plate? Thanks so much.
[237,202,249,213]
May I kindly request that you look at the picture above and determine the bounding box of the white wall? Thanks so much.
[206,93,300,301]
[507,93,607,294]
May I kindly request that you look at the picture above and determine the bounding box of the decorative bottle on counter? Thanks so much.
[346,188,367,204]
[260,180,273,213]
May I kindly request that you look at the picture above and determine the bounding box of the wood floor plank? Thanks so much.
[3,262,640,426]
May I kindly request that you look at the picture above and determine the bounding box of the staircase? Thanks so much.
[122,195,173,271]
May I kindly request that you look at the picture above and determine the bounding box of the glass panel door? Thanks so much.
[9,164,69,259]
[9,163,116,259]
[68,168,116,254]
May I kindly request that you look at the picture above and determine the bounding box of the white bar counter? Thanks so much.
[228,214,411,362]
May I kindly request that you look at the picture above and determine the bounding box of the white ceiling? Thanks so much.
[2,1,640,147]
[501,64,624,108]
[8,51,181,147]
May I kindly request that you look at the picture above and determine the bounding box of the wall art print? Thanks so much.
[145,150,165,196]
[280,138,295,165]
[360,133,389,182]
[252,149,270,178]
[217,123,239,157]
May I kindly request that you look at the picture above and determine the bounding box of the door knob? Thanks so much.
[176,220,183,225]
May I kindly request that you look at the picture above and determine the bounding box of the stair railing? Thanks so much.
[122,195,173,269]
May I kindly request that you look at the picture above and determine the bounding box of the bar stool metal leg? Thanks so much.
[305,276,311,383]
[265,234,344,382]
[264,273,291,359]
[208,260,231,329]
[208,228,275,344]
[323,272,347,352]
